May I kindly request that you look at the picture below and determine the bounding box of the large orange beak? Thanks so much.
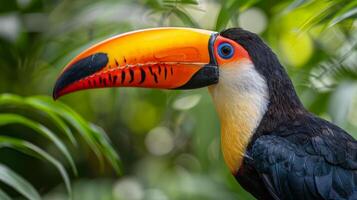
[53,28,219,99]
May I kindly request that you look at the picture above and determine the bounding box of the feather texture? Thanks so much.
[248,115,357,199]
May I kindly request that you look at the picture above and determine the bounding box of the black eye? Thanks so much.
[218,43,234,59]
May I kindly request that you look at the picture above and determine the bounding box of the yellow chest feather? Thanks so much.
[219,101,262,173]
[208,62,268,174]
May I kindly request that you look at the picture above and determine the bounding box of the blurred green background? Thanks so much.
[0,0,356,199]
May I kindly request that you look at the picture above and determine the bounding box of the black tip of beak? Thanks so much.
[53,90,59,100]
[53,53,109,99]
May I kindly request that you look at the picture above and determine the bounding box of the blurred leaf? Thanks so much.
[328,82,357,126]
[0,189,11,200]
[306,91,331,115]
[0,93,121,198]
[0,114,77,175]
[329,2,357,27]
[0,0,18,12]
[90,124,122,174]
[0,94,77,146]
[163,0,198,5]
[0,164,41,200]
[172,8,199,27]
[297,0,357,31]
[27,97,103,160]
[331,65,357,82]
[215,0,259,31]
[215,0,240,31]
[0,94,122,173]
[298,2,336,32]
[145,0,200,26]
[285,0,311,12]
[51,179,114,200]
[0,136,71,197]
[28,96,122,175]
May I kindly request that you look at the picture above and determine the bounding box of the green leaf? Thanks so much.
[0,94,122,175]
[297,2,336,32]
[0,0,18,13]
[0,136,72,197]
[29,96,122,175]
[0,164,41,200]
[329,3,357,27]
[28,97,104,166]
[0,94,77,146]
[0,114,77,175]
[25,100,77,146]
[163,0,198,5]
[90,124,122,174]
[285,0,311,12]
[215,0,240,31]
[331,65,357,82]
[172,8,199,27]
[215,0,259,31]
[0,188,11,200]
[329,82,357,126]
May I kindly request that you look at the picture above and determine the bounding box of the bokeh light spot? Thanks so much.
[113,178,143,200]
[145,189,168,200]
[172,94,201,110]
[279,31,313,67]
[145,126,174,156]
[238,8,267,34]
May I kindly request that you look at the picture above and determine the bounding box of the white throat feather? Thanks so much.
[208,60,269,173]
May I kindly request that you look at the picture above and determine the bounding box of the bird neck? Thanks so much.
[208,61,269,174]
[222,28,306,138]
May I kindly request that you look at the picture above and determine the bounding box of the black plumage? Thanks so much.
[221,28,357,200]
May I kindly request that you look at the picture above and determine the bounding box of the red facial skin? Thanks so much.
[213,35,251,66]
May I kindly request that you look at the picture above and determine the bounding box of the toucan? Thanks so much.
[53,27,357,200]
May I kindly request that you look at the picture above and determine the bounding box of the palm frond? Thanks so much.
[0,94,122,174]
[215,0,260,31]
[290,0,357,32]
[0,113,77,175]
[285,0,312,12]
[329,64,357,82]
[0,94,76,145]
[163,0,199,6]
[171,7,199,27]
[0,188,11,200]
[329,1,357,27]
[0,94,122,198]
[0,164,41,200]
[0,136,71,197]
[29,96,122,174]
[144,0,199,27]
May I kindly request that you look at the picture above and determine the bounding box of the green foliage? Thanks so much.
[285,0,357,30]
[0,113,77,175]
[329,1,357,26]
[0,136,70,198]
[144,0,200,26]
[0,164,41,200]
[0,188,12,200]
[215,0,260,31]
[0,94,121,199]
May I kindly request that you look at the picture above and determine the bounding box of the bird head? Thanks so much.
[53,27,258,99]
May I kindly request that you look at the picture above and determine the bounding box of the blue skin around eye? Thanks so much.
[218,43,234,59]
